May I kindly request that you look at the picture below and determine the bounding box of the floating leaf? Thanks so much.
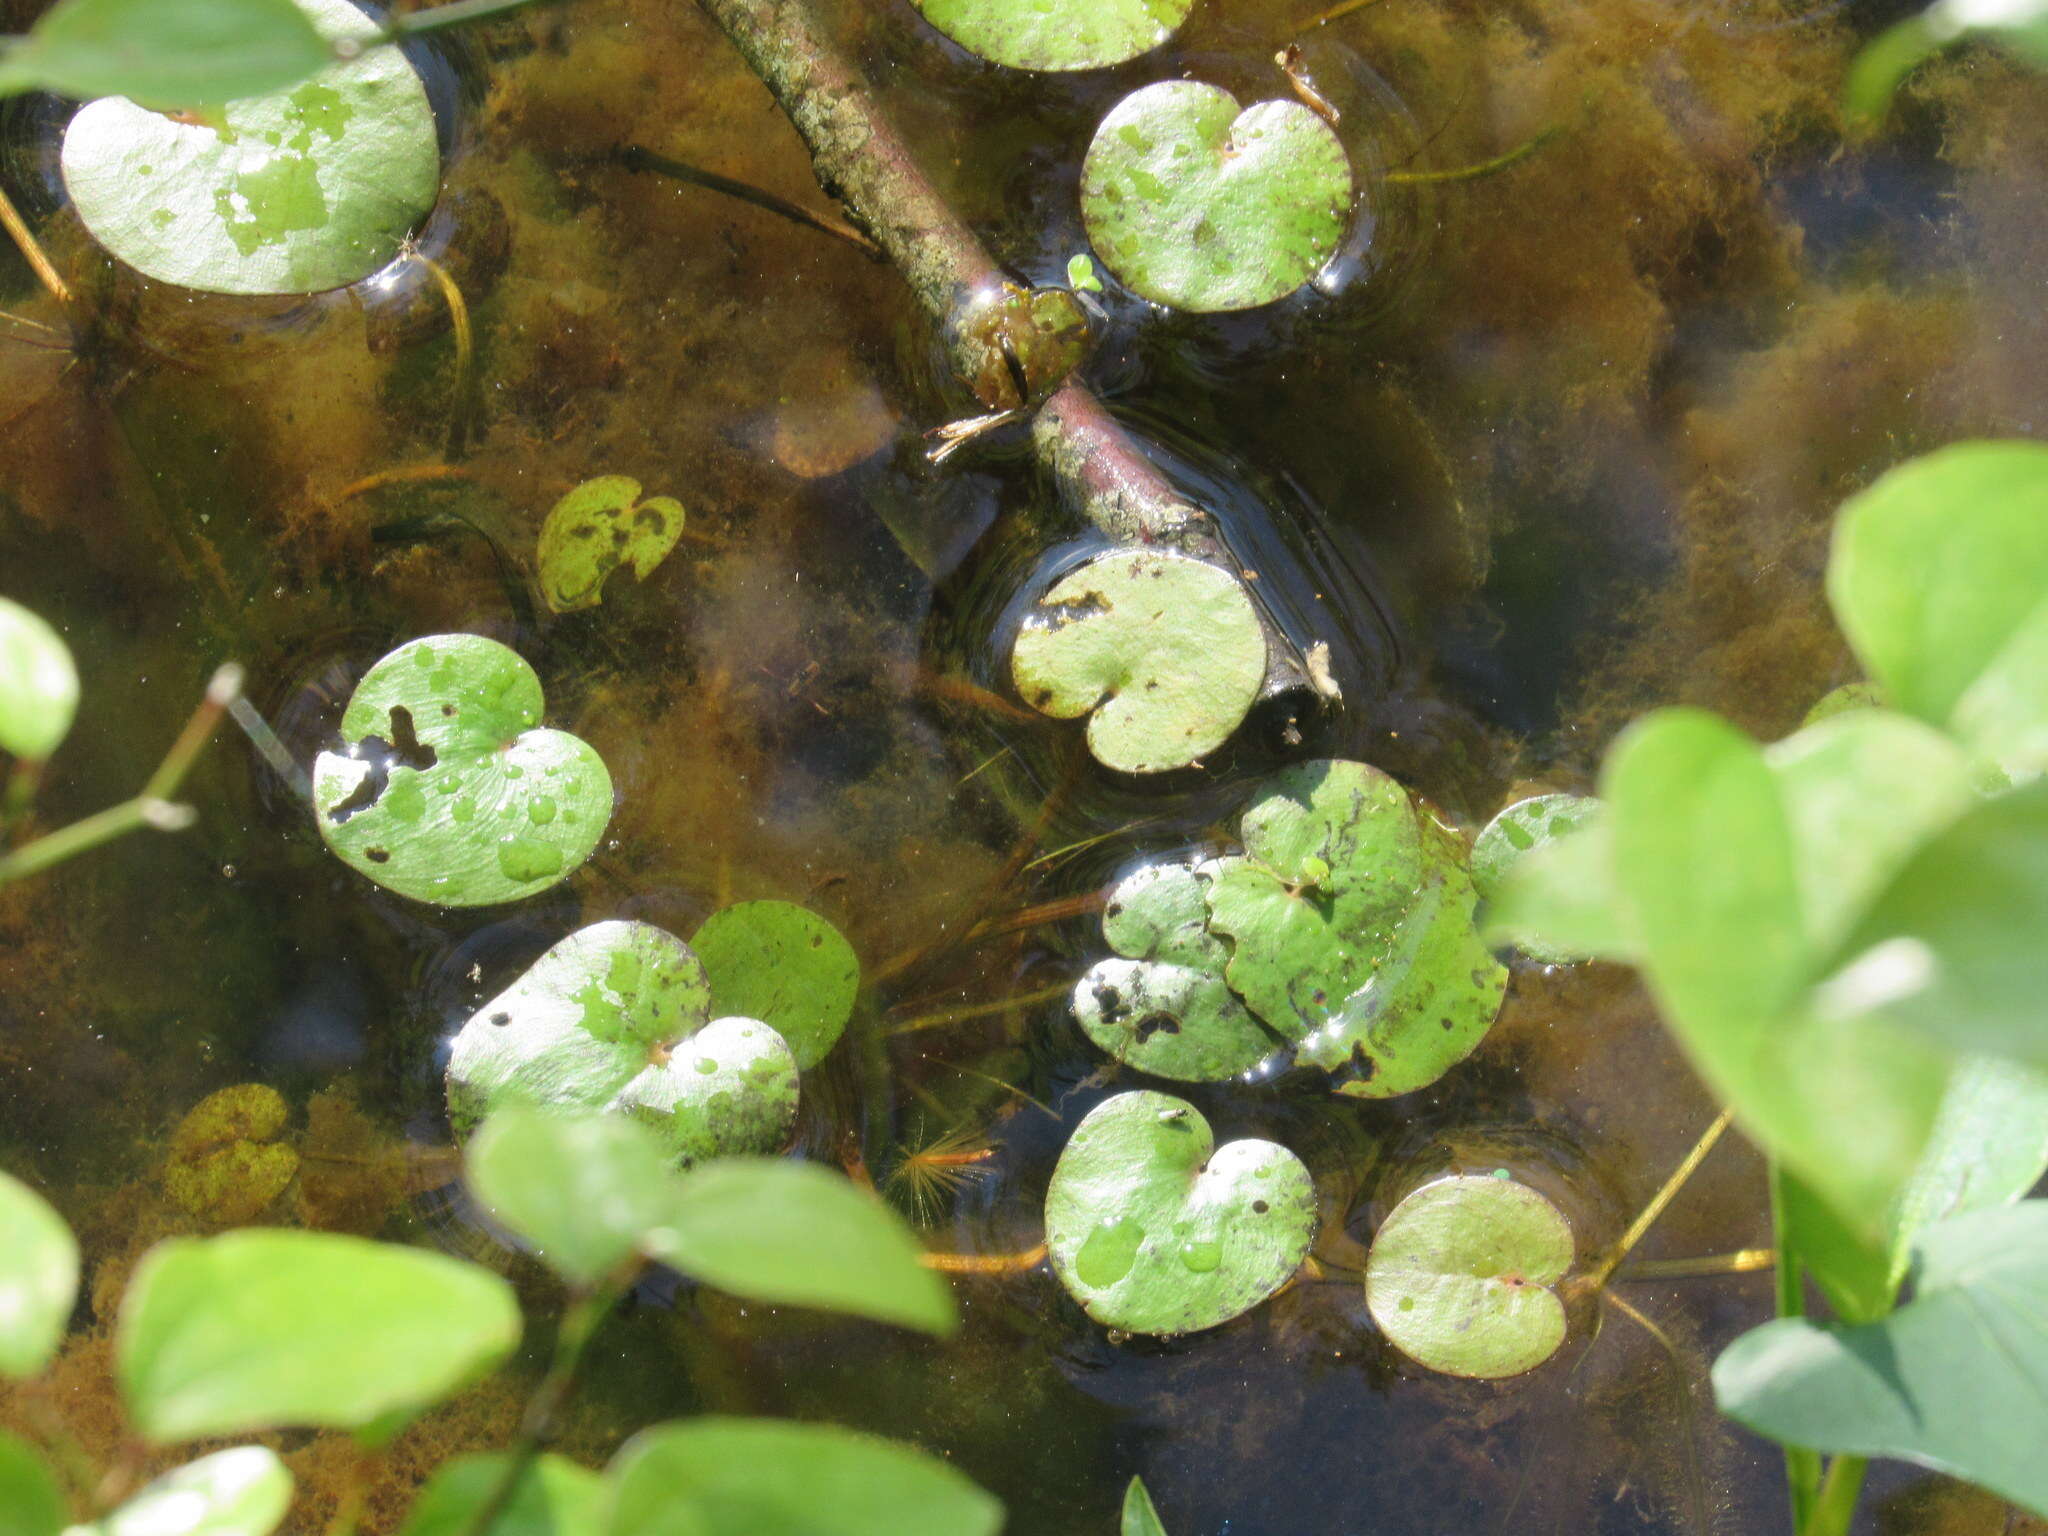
[397,1453,604,1536]
[1122,1476,1169,1536]
[690,902,859,1071]
[644,1159,956,1335]
[0,1428,65,1536]
[1011,549,1265,774]
[0,0,328,109]
[1364,1173,1572,1379]
[118,1229,520,1443]
[464,1110,676,1287]
[446,922,799,1166]
[1080,82,1352,312]
[1043,1090,1315,1336]
[83,1448,292,1536]
[1203,760,1506,1098]
[605,1418,1003,1536]
[1715,1201,2048,1517]
[58,0,438,296]
[1073,861,1279,1082]
[1471,794,1601,905]
[1800,680,1883,727]
[0,1171,78,1380]
[1828,440,2048,775]
[312,635,613,907]
[1482,813,1636,964]
[536,477,686,615]
[910,0,1190,70]
[0,598,79,763]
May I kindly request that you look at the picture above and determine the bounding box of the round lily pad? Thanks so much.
[912,0,1191,71]
[59,0,440,296]
[1043,1089,1315,1336]
[1203,760,1507,1098]
[445,921,799,1167]
[1011,549,1265,775]
[1080,81,1353,312]
[1364,1173,1573,1379]
[0,596,78,762]
[1471,794,1602,904]
[690,901,859,1072]
[312,635,613,907]
[1073,861,1280,1082]
[537,476,686,614]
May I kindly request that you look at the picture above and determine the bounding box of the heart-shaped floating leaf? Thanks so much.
[312,635,613,907]
[0,1171,78,1381]
[1073,861,1279,1082]
[1204,760,1507,1097]
[1473,794,1603,965]
[1043,1090,1315,1336]
[911,0,1191,71]
[690,901,859,1071]
[58,0,439,297]
[1011,549,1265,774]
[1080,81,1352,312]
[446,921,799,1166]
[92,1447,293,1536]
[536,477,686,615]
[1364,1173,1573,1379]
[0,598,79,763]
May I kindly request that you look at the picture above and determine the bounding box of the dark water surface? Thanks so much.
[2,0,2044,1530]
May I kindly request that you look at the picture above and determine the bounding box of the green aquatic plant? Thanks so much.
[312,634,613,906]
[0,1108,983,1535]
[1079,81,1352,312]
[445,920,800,1164]
[0,598,79,766]
[910,0,1192,71]
[57,0,439,296]
[1011,548,1266,774]
[1122,1475,1170,1536]
[1488,440,2048,1531]
[1042,1089,1316,1336]
[1073,860,1277,1082]
[535,475,687,614]
[1470,792,1600,905]
[1206,759,1506,1096]
[0,0,328,107]
[1363,1172,1573,1379]
[1845,0,2048,127]
[690,899,860,1070]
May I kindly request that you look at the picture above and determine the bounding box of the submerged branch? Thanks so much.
[693,0,1310,698]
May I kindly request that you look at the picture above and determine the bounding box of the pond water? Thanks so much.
[1,0,2044,1530]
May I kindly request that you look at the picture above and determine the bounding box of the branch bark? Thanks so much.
[695,0,1310,699]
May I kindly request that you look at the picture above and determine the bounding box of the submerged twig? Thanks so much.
[1386,125,1562,186]
[919,1241,1047,1274]
[614,144,882,258]
[408,248,476,457]
[883,979,1076,1037]
[1582,1109,1734,1292]
[0,184,74,314]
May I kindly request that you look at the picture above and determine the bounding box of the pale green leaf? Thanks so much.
[1011,549,1266,774]
[1121,1476,1168,1536]
[0,1171,78,1380]
[1,0,327,109]
[463,1111,676,1288]
[536,478,685,615]
[118,1230,520,1443]
[1080,83,1351,312]
[1043,1090,1314,1336]
[397,1453,604,1536]
[690,902,859,1071]
[83,1447,291,1536]
[312,635,613,906]
[0,1429,65,1536]
[0,598,80,764]
[643,1160,956,1336]
[911,0,1191,71]
[604,1418,1002,1536]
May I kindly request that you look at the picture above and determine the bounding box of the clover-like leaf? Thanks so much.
[312,635,613,906]
[86,1447,292,1536]
[1365,1173,1572,1379]
[0,1171,78,1381]
[58,0,439,296]
[690,901,859,1071]
[1043,1090,1315,1336]
[446,922,799,1167]
[0,597,79,763]
[1203,760,1506,1097]
[1073,861,1279,1082]
[1080,82,1352,312]
[536,477,686,615]
[910,0,1191,71]
[463,1110,676,1288]
[118,1230,519,1443]
[1011,549,1265,774]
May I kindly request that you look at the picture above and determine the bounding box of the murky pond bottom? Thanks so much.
[2,0,2044,1530]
